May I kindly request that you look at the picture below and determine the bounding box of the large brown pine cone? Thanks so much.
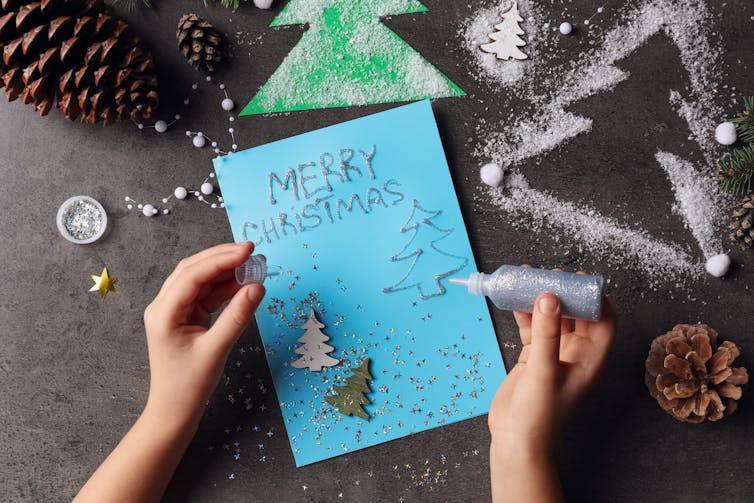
[0,0,159,124]
[730,193,754,248]
[176,13,223,73]
[645,324,748,423]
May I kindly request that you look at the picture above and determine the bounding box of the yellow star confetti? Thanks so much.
[89,267,117,299]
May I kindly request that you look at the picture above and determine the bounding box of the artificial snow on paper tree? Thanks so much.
[241,0,465,115]
[290,309,340,371]
[383,200,468,300]
[325,358,373,420]
[480,1,528,61]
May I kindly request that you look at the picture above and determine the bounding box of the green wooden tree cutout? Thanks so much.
[325,358,374,420]
[241,0,466,115]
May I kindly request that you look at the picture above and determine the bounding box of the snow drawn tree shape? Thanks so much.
[241,0,465,115]
[383,199,469,300]
[325,358,373,420]
[480,1,528,61]
[290,309,340,371]
[479,0,726,281]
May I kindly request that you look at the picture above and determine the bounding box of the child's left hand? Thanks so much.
[143,242,266,426]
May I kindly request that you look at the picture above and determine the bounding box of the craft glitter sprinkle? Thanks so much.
[56,196,107,244]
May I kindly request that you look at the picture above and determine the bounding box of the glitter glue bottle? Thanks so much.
[450,265,604,320]
[235,254,283,285]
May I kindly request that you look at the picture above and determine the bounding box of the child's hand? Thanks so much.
[75,243,266,503]
[143,242,265,425]
[488,290,616,502]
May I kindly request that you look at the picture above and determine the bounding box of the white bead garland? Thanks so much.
[193,135,207,148]
[126,76,237,219]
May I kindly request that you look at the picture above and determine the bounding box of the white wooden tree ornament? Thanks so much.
[481,1,529,61]
[291,309,340,371]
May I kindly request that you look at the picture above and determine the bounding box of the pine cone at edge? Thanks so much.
[730,193,754,249]
[0,0,159,125]
[645,324,748,423]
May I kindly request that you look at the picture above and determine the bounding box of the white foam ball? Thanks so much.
[200,182,214,195]
[715,122,737,146]
[480,162,505,188]
[154,120,168,133]
[222,98,235,111]
[559,22,573,35]
[253,0,274,8]
[142,204,155,217]
[193,135,206,148]
[705,253,731,278]
[174,187,188,200]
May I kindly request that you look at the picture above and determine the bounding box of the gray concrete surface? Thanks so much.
[1,0,753,501]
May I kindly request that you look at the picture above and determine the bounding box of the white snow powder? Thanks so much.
[488,175,700,283]
[656,151,724,259]
[468,0,727,285]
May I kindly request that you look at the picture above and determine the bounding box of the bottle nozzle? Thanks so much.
[235,254,284,285]
[449,277,470,287]
[449,272,484,296]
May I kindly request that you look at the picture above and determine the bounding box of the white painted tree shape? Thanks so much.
[480,1,528,61]
[383,199,469,300]
[290,309,339,371]
[478,0,726,282]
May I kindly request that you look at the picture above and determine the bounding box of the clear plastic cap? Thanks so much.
[235,254,283,285]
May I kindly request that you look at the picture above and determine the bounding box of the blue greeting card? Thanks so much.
[215,100,506,466]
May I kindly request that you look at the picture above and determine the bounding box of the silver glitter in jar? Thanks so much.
[56,196,108,244]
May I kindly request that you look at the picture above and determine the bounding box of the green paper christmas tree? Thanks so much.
[241,0,465,115]
[325,358,373,420]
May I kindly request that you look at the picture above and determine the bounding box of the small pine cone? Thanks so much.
[729,193,754,248]
[645,324,748,423]
[176,14,223,73]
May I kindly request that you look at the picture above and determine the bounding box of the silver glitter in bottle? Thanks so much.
[450,265,604,320]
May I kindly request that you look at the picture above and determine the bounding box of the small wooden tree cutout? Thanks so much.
[325,358,373,420]
[481,1,529,61]
[291,309,340,371]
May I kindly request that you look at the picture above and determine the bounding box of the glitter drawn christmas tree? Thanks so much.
[325,358,373,420]
[383,200,469,300]
[290,309,340,371]
[241,0,465,115]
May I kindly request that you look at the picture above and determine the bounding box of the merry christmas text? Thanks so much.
[241,144,406,244]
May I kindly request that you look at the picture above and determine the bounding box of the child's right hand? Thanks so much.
[489,292,616,453]
[488,291,616,502]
